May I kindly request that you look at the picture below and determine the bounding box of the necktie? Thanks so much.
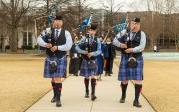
[55,29,58,40]
[131,32,136,41]
[90,36,93,44]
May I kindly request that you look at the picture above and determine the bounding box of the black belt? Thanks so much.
[82,55,96,61]
[122,52,142,58]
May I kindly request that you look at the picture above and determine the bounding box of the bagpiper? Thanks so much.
[113,17,146,107]
[37,15,72,107]
[76,23,101,101]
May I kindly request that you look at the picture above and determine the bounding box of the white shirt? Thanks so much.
[37,28,72,51]
[75,36,102,57]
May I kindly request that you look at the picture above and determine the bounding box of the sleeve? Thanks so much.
[75,36,88,54]
[133,31,146,53]
[112,29,126,47]
[90,38,102,57]
[57,30,73,51]
[37,29,49,47]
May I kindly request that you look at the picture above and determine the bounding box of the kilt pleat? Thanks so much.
[118,55,143,81]
[44,56,67,78]
[80,59,98,78]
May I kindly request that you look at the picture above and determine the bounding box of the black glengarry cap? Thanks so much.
[90,23,98,30]
[55,15,63,20]
[131,17,140,23]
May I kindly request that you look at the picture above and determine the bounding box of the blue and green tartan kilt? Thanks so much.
[44,56,67,78]
[118,55,144,81]
[80,59,98,78]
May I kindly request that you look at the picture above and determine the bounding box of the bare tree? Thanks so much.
[64,0,94,37]
[144,0,165,49]
[0,0,37,52]
[99,0,123,27]
[71,0,91,26]
[146,0,151,11]
[150,0,165,13]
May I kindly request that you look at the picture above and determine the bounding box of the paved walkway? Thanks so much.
[26,64,155,112]
[143,52,179,60]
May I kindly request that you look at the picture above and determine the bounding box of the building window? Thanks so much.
[145,34,150,48]
[157,33,176,49]
[23,32,32,46]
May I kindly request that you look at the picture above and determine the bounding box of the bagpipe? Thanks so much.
[112,16,138,68]
[71,13,99,61]
[42,4,60,46]
[73,12,100,65]
[101,15,130,45]
[91,14,137,68]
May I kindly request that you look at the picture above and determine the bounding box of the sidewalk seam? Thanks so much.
[114,62,157,112]
[23,89,52,112]
[141,92,158,112]
[130,81,158,112]
[90,102,94,112]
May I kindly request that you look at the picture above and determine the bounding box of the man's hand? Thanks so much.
[120,43,127,49]
[50,46,58,52]
[125,48,133,53]
[87,53,93,58]
[45,43,52,48]
[84,51,88,54]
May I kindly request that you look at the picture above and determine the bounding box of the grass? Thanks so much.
[0,55,50,112]
[143,60,179,112]
[115,60,179,112]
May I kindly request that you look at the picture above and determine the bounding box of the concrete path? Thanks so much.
[26,64,155,112]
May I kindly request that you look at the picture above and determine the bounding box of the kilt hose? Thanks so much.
[118,55,143,81]
[80,59,98,78]
[44,56,67,78]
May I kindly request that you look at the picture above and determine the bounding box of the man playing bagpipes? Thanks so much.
[76,23,102,101]
[37,15,72,107]
[113,17,146,107]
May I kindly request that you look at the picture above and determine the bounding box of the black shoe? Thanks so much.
[56,100,62,107]
[133,100,142,108]
[119,97,125,103]
[51,96,56,103]
[85,93,89,98]
[91,95,97,101]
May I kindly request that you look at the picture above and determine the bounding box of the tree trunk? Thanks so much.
[9,27,18,52]
[150,38,154,50]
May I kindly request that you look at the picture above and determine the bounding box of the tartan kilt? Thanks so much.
[44,56,67,78]
[118,55,144,81]
[80,59,98,78]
